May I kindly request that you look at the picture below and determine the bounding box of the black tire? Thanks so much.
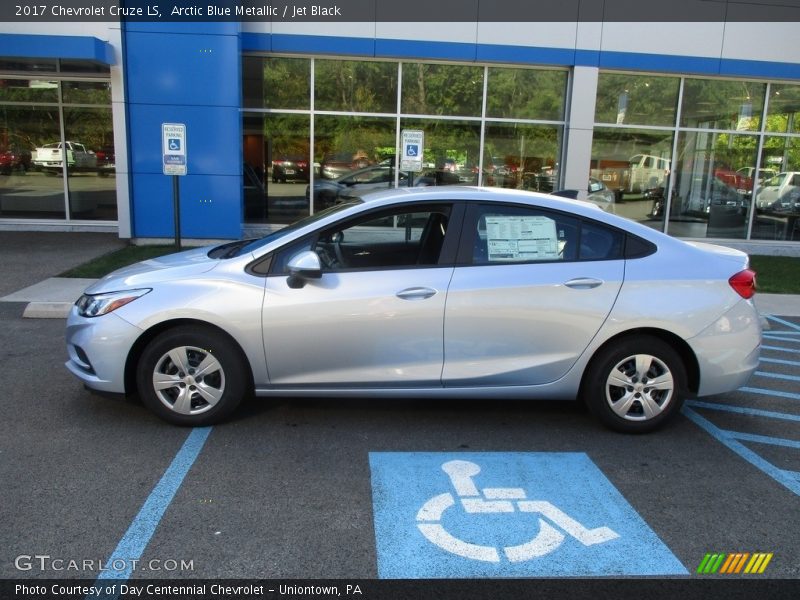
[581,335,687,433]
[136,325,249,426]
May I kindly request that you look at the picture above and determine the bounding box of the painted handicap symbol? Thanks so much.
[416,460,619,563]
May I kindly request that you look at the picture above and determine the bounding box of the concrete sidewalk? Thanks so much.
[3,275,800,320]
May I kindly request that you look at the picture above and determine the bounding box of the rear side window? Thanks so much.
[579,221,624,260]
[470,204,579,264]
[466,203,626,265]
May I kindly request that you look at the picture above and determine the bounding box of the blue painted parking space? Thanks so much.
[683,315,800,497]
[369,452,687,578]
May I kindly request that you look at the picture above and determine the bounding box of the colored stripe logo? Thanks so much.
[697,552,773,574]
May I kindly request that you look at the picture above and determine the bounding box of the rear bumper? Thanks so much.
[688,299,762,397]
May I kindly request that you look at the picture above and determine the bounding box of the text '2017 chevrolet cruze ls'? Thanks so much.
[66,187,761,433]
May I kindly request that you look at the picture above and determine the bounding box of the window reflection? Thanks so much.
[484,123,562,191]
[595,73,679,127]
[63,106,116,220]
[752,137,800,241]
[315,60,397,114]
[402,63,483,117]
[668,131,757,240]
[590,127,674,229]
[486,68,567,121]
[681,79,765,131]
[0,105,65,219]
[766,84,800,134]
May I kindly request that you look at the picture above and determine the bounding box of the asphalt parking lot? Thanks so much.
[0,231,798,598]
[1,295,799,598]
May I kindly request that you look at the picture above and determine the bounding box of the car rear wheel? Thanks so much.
[582,336,686,433]
[137,326,249,426]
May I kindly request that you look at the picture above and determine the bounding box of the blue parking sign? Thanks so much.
[369,452,687,578]
[406,144,419,157]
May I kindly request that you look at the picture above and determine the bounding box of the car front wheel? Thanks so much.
[582,336,687,433]
[136,326,249,426]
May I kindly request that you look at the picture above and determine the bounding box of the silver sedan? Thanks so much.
[65,187,761,432]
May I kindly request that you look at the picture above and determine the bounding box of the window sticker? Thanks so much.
[485,215,559,261]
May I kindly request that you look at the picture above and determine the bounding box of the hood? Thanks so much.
[85,246,220,294]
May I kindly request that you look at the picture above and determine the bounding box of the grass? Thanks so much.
[749,255,800,295]
[59,243,800,294]
[59,244,179,278]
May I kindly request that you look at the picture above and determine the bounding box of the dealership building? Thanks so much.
[1,1,799,251]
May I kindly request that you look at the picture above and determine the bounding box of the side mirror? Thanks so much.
[286,250,322,288]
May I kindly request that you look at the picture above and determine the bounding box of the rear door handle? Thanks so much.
[396,287,437,300]
[564,277,603,289]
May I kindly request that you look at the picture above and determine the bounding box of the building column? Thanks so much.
[122,22,243,240]
[562,66,599,197]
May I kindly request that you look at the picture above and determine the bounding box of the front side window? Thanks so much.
[276,205,452,273]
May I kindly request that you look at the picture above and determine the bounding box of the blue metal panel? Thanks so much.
[131,174,242,239]
[127,104,241,176]
[0,33,114,64]
[271,33,376,56]
[123,22,240,36]
[598,50,722,77]
[477,44,576,66]
[376,38,478,62]
[123,22,242,239]
[124,31,241,106]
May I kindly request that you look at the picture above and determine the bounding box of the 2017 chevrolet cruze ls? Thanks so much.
[66,187,761,432]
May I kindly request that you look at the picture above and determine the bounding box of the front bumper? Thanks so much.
[64,306,143,394]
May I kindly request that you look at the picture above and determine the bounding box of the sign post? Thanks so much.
[401,129,424,187]
[162,123,187,250]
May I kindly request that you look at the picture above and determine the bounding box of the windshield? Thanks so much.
[235,201,360,256]
[763,173,786,187]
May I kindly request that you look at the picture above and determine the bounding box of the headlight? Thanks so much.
[75,289,151,318]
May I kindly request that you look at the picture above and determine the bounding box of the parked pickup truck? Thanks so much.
[591,154,671,195]
[32,141,97,172]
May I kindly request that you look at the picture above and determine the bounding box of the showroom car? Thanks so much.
[66,187,761,433]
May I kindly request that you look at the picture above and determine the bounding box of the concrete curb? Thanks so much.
[23,302,73,319]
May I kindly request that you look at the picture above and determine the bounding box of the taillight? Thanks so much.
[729,269,756,299]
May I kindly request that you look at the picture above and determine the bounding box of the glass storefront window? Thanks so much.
[590,127,674,229]
[0,105,65,219]
[243,57,310,110]
[681,79,766,131]
[766,84,800,134]
[401,63,483,117]
[594,73,680,127]
[63,106,116,220]
[752,137,800,241]
[62,81,111,105]
[400,118,481,184]
[0,79,58,103]
[486,68,567,121]
[669,131,757,240]
[483,123,562,191]
[315,60,397,114]
[251,113,311,224]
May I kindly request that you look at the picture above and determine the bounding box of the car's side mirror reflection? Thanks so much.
[286,250,323,288]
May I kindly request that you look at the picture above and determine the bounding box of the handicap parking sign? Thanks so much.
[168,138,181,151]
[369,452,687,578]
[406,144,419,157]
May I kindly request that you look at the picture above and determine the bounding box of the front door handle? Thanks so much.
[564,277,603,289]
[396,287,438,301]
